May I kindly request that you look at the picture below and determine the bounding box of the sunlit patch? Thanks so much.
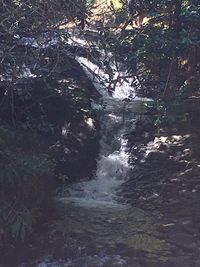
[146,134,191,156]
[111,0,123,9]
[62,123,71,137]
[85,117,95,128]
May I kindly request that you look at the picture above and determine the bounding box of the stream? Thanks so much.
[19,31,200,267]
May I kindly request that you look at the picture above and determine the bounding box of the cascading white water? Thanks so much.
[61,102,131,207]
[59,53,142,207]
[76,56,137,99]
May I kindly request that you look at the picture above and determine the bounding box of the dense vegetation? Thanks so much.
[0,0,98,247]
[0,0,199,261]
[108,0,200,124]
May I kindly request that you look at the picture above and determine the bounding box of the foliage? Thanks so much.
[0,126,55,241]
[0,0,87,35]
[0,0,98,245]
[106,0,200,99]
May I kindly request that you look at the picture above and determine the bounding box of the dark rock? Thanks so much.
[158,256,192,267]
[195,257,200,267]
[167,232,197,250]
[146,151,169,162]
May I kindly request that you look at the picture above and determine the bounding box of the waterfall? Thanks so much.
[59,51,144,208]
[16,31,147,207]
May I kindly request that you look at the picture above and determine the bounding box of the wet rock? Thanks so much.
[146,151,169,163]
[167,232,197,251]
[158,143,168,150]
[195,258,200,267]
[158,256,192,267]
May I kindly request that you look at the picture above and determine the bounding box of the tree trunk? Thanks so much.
[163,0,182,98]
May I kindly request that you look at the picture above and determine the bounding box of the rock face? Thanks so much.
[1,46,101,183]
[123,120,200,206]
[120,119,200,267]
[55,113,100,182]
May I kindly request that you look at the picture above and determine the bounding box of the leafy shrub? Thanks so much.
[0,126,55,241]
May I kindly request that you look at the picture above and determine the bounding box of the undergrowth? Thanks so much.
[0,126,55,243]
